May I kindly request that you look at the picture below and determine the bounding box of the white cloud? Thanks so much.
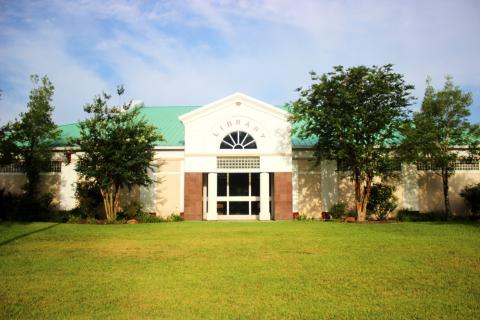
[0,23,108,124]
[1,0,479,125]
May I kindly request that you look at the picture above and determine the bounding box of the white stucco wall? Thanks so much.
[180,93,292,173]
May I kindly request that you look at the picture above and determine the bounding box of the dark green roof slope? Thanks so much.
[57,106,313,147]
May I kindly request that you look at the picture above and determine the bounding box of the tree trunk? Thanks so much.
[441,168,451,218]
[100,186,120,223]
[353,168,373,222]
[361,178,373,222]
[354,168,362,221]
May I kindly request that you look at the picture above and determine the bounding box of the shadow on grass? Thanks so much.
[0,223,60,247]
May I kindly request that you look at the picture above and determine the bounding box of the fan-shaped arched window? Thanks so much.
[220,131,257,149]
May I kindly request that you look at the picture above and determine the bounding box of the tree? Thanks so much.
[290,65,414,221]
[366,183,397,220]
[72,90,163,223]
[0,89,16,166]
[6,75,59,198]
[0,124,17,166]
[400,76,479,217]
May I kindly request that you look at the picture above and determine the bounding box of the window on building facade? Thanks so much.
[336,159,401,172]
[220,131,257,149]
[217,157,260,169]
[0,161,62,173]
[417,159,480,171]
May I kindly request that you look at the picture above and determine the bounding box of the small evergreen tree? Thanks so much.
[7,75,59,198]
[72,90,163,223]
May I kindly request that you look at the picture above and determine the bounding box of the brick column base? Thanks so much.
[273,172,293,220]
[184,173,203,220]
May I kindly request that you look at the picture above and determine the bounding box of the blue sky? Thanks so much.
[1,0,479,125]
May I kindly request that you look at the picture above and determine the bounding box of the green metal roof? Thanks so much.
[57,106,313,148]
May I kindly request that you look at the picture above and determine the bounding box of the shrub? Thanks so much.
[346,210,357,218]
[120,201,144,220]
[132,212,184,223]
[396,209,447,222]
[75,181,103,219]
[166,214,184,222]
[135,212,164,223]
[367,183,397,220]
[460,183,480,217]
[67,214,82,224]
[0,188,19,221]
[329,203,347,219]
[295,214,314,221]
[0,189,60,222]
[67,214,100,224]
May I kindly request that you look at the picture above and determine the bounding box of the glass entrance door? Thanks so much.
[217,173,260,215]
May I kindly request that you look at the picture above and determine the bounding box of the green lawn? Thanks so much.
[0,222,479,319]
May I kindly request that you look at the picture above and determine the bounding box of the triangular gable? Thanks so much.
[178,92,289,124]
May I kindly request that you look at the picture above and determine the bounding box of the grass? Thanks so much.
[0,221,479,319]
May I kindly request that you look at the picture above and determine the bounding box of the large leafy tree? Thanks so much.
[400,76,479,217]
[290,65,414,221]
[72,90,163,222]
[6,75,59,198]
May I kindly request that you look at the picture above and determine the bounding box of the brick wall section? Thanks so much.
[184,172,203,220]
[273,172,293,220]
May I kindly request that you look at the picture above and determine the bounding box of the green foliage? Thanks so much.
[5,75,59,198]
[295,214,313,221]
[67,214,82,224]
[0,125,17,166]
[134,212,183,223]
[367,183,397,220]
[167,214,184,222]
[329,202,347,219]
[67,214,99,224]
[346,210,358,218]
[0,188,65,222]
[460,183,480,217]
[74,181,103,218]
[396,210,447,222]
[71,90,163,222]
[290,64,413,221]
[134,212,164,223]
[118,201,144,220]
[400,76,479,216]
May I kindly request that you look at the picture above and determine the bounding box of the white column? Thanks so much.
[202,176,207,220]
[259,172,270,221]
[179,159,185,213]
[207,172,218,220]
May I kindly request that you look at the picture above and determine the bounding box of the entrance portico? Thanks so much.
[205,171,270,220]
[179,93,293,220]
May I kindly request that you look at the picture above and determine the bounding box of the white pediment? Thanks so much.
[179,92,289,124]
[180,93,292,173]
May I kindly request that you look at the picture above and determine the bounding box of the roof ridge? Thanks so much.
[142,105,200,108]
[58,122,80,127]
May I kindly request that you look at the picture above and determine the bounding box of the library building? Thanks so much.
[1,93,479,219]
